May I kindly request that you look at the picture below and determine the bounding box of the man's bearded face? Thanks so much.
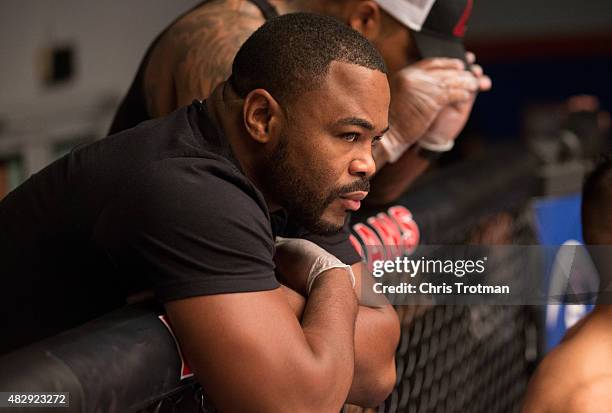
[264,131,369,235]
[259,61,389,235]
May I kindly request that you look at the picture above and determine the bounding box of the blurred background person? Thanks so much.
[522,156,612,413]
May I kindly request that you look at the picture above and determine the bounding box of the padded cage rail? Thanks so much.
[0,145,540,413]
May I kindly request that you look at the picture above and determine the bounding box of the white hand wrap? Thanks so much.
[306,256,355,295]
[275,237,355,295]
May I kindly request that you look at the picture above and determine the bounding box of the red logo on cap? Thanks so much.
[453,0,473,38]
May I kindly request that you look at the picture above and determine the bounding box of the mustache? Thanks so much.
[330,177,370,199]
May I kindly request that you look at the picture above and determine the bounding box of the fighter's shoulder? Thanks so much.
[162,0,265,51]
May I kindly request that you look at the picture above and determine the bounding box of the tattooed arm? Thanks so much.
[143,0,266,117]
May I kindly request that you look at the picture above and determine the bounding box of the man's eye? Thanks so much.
[372,136,383,146]
[343,133,359,142]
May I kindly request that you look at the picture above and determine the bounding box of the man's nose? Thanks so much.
[349,149,376,179]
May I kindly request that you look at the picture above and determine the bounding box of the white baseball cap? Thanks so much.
[375,0,474,63]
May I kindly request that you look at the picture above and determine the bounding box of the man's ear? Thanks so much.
[243,89,284,144]
[347,0,382,40]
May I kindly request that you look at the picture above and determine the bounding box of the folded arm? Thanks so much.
[281,262,400,407]
[166,268,358,413]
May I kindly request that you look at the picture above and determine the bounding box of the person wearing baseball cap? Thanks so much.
[358,0,491,203]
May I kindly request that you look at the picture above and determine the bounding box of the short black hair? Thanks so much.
[582,154,612,242]
[230,12,387,104]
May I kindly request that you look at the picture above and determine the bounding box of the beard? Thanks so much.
[263,133,370,235]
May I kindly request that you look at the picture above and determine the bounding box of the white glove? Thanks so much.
[418,101,472,152]
[274,237,355,296]
[419,53,492,153]
[380,58,477,163]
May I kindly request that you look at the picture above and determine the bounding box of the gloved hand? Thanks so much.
[274,237,355,296]
[379,57,478,163]
[419,52,492,152]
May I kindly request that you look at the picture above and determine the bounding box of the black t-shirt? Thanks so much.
[0,101,359,353]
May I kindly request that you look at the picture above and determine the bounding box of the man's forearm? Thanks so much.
[282,284,399,407]
[347,304,399,407]
[166,270,359,413]
[301,268,359,410]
